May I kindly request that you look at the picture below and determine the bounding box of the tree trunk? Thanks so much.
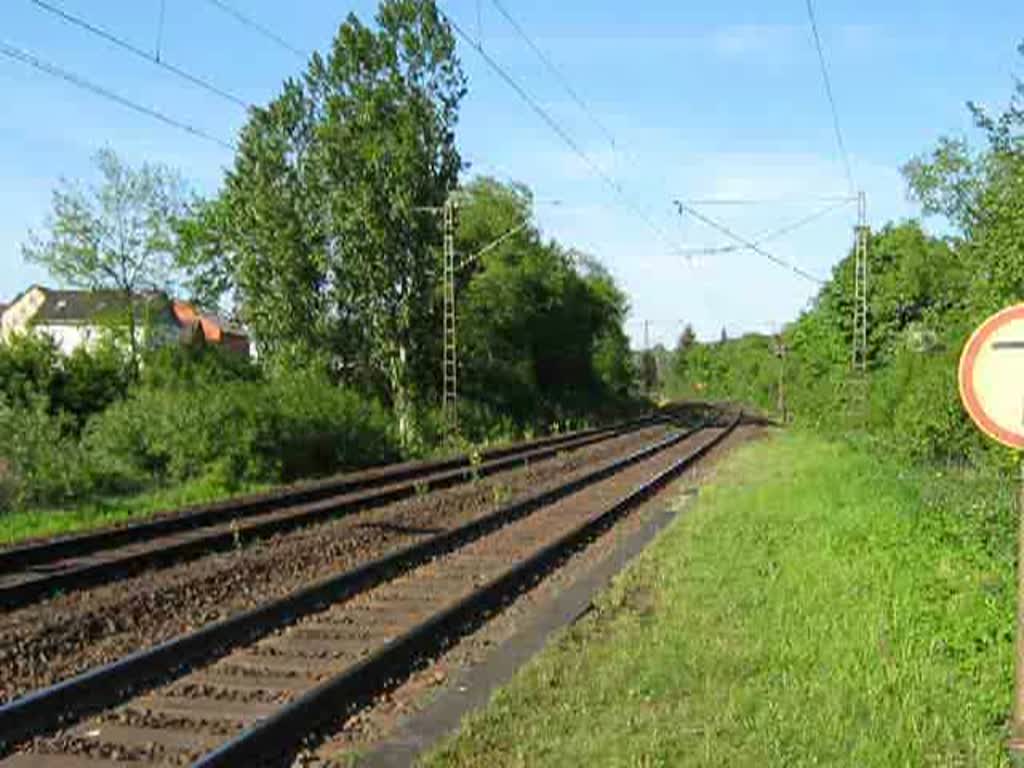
[388,342,412,447]
[126,290,140,378]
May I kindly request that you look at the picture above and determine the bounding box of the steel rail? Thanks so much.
[197,412,742,766]
[0,414,675,611]
[0,419,712,749]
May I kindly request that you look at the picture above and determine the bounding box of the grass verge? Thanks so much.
[0,478,269,546]
[423,431,1015,767]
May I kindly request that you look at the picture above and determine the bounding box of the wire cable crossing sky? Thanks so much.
[805,0,856,195]
[675,201,826,285]
[201,0,308,60]
[486,0,619,153]
[29,0,251,109]
[440,6,692,263]
[0,39,236,151]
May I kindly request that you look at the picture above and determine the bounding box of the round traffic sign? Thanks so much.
[959,304,1024,449]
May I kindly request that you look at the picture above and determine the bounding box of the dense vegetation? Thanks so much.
[0,0,640,521]
[0,339,398,513]
[668,46,1024,473]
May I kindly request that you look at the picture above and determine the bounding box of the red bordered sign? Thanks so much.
[959,304,1024,450]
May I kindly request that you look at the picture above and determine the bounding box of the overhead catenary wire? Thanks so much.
[201,0,308,60]
[486,0,619,152]
[482,0,695,264]
[674,200,825,285]
[29,0,250,109]
[805,0,855,195]
[459,5,844,281]
[675,195,856,206]
[679,197,855,256]
[439,7,689,260]
[461,220,530,270]
[0,40,236,150]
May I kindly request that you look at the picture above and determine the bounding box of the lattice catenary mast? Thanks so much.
[852,190,868,374]
[442,195,458,434]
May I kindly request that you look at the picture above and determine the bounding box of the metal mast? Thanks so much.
[852,190,868,374]
[442,195,458,434]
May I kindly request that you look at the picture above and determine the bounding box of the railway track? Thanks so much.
[0,410,740,766]
[0,411,689,612]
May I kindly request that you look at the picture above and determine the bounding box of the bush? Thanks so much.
[0,399,94,511]
[85,371,399,493]
[0,333,130,431]
[58,340,131,429]
[0,334,62,411]
[268,370,399,480]
[140,343,260,390]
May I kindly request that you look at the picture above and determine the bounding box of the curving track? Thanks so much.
[0,409,740,766]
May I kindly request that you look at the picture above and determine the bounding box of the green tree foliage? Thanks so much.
[638,350,658,394]
[455,180,635,425]
[0,400,92,509]
[903,45,1024,316]
[670,220,988,462]
[0,333,129,430]
[673,331,777,411]
[579,256,635,399]
[139,343,261,391]
[180,0,465,435]
[0,334,62,411]
[23,149,187,369]
[86,371,398,493]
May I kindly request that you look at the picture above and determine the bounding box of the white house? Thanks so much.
[0,286,179,355]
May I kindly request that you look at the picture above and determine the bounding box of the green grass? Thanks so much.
[423,431,1016,767]
[0,478,270,546]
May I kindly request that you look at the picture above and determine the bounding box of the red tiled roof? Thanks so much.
[172,301,249,348]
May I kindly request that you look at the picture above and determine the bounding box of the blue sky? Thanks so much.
[1,1,1022,346]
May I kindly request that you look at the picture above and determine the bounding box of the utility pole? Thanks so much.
[442,195,458,435]
[775,331,787,424]
[419,191,533,438]
[851,190,869,422]
[852,190,868,373]
[416,192,462,437]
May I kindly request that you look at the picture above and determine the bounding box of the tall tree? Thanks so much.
[902,42,1024,314]
[23,149,186,369]
[638,349,658,396]
[454,180,632,421]
[678,324,697,352]
[181,0,466,437]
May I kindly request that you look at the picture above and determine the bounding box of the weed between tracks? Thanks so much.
[424,431,1015,767]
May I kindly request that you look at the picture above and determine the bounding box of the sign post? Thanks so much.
[958,304,1024,761]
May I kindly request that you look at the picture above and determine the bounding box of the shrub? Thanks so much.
[140,343,260,390]
[0,334,62,411]
[0,333,130,431]
[58,340,131,429]
[85,371,399,492]
[268,370,399,480]
[0,398,94,511]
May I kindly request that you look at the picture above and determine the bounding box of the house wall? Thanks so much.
[1,287,45,341]
[34,324,92,356]
[32,322,180,356]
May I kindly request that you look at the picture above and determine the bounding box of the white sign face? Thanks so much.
[959,304,1024,450]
